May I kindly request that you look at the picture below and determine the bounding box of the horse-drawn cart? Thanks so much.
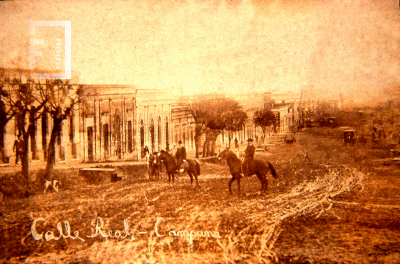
[390,149,400,161]
[344,130,356,145]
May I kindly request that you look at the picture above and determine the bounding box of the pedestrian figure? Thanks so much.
[169,144,177,156]
[13,135,24,165]
[143,145,149,160]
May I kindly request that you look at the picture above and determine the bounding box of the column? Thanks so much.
[133,98,136,152]
[94,100,98,161]
[98,100,102,161]
[79,102,85,162]
[109,99,112,158]
[144,105,147,151]
[154,105,158,152]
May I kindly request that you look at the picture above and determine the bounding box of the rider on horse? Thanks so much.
[175,140,186,173]
[241,138,255,178]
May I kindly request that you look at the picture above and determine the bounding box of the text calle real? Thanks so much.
[31,216,222,249]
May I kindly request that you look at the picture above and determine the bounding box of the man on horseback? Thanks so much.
[175,140,186,173]
[241,138,255,178]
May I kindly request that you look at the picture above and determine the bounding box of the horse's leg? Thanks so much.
[237,176,241,196]
[194,170,199,187]
[264,178,269,193]
[148,166,152,181]
[260,173,269,194]
[228,176,236,195]
[256,174,264,192]
[188,171,193,185]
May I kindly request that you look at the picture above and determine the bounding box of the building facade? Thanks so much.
[77,86,197,162]
[1,79,301,164]
[2,84,196,164]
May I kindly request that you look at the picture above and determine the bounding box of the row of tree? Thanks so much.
[185,95,277,158]
[0,68,279,192]
[0,68,88,186]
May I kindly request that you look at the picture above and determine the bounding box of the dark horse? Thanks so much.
[218,148,278,195]
[148,153,161,181]
[157,150,201,186]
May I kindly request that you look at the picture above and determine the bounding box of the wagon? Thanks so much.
[344,130,356,145]
[390,149,400,161]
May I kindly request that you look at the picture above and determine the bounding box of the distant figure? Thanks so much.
[234,138,239,149]
[143,145,149,160]
[13,135,24,165]
[169,144,177,156]
[175,141,186,172]
[241,138,255,177]
[372,127,381,149]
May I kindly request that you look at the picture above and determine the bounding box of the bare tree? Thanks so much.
[2,71,47,182]
[186,95,214,158]
[2,66,89,193]
[42,80,87,189]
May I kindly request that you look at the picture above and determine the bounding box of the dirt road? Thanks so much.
[1,128,399,263]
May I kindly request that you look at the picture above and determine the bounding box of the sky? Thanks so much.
[0,0,399,103]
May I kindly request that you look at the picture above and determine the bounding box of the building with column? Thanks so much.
[0,69,302,164]
[1,81,195,164]
[77,85,195,162]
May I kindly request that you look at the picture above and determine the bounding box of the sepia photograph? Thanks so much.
[1,0,400,263]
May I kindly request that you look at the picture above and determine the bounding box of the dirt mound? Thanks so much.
[0,164,149,200]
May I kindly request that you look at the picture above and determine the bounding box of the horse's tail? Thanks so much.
[194,159,201,175]
[267,161,278,178]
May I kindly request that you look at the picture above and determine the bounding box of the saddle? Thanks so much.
[173,156,186,173]
[241,158,253,176]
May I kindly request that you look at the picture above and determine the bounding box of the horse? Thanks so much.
[217,148,278,196]
[157,150,201,186]
[148,153,162,181]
